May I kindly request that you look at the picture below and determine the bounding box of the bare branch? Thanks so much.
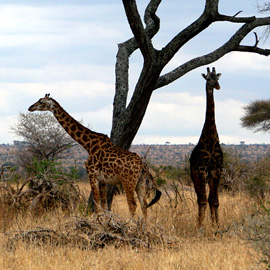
[159,2,217,66]
[155,16,270,89]
[143,0,161,36]
[257,2,270,13]
[158,2,255,67]
[122,0,156,63]
[233,10,243,17]
[235,45,270,56]
[254,32,259,47]
[217,13,256,23]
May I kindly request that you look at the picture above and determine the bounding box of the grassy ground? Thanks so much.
[0,182,267,270]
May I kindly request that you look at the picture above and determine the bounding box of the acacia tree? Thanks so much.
[241,100,270,132]
[110,0,270,150]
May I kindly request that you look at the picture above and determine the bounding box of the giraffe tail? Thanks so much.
[146,188,162,208]
[143,167,162,208]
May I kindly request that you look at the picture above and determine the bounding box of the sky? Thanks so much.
[0,0,270,146]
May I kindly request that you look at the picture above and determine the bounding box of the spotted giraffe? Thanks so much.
[28,94,161,218]
[190,67,223,228]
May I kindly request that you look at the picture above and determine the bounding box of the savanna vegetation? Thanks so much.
[0,147,269,270]
[1,1,270,269]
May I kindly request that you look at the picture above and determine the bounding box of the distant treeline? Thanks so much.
[1,143,270,169]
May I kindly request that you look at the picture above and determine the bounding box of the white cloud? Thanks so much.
[135,90,270,145]
[0,115,18,144]
[0,4,125,49]
[217,52,270,73]
[141,92,205,134]
[0,89,11,114]
[73,105,113,135]
[0,64,115,83]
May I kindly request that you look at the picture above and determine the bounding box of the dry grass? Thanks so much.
[0,182,267,270]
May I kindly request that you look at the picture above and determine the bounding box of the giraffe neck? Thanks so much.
[201,85,218,139]
[50,98,106,151]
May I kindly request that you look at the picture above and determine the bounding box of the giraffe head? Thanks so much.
[28,93,53,112]
[202,67,221,90]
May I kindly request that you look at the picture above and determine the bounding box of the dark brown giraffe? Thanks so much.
[28,94,161,218]
[190,67,223,228]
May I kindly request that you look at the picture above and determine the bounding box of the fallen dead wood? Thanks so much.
[6,211,178,251]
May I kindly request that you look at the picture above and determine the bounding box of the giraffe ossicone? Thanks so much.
[190,67,223,229]
[28,94,161,218]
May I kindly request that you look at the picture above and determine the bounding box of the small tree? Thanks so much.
[11,112,76,172]
[241,100,270,132]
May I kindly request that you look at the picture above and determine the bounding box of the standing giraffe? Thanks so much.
[190,67,223,228]
[28,94,161,218]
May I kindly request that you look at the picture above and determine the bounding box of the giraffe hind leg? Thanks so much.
[122,180,137,217]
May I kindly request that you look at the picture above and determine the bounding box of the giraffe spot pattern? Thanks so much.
[28,96,161,218]
[190,67,223,228]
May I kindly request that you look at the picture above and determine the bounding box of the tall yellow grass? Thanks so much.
[0,183,267,270]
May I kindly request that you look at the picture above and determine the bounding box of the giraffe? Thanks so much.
[28,94,161,218]
[189,67,223,228]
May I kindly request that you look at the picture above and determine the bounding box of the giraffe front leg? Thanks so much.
[88,174,101,213]
[99,182,108,211]
[191,168,207,228]
[208,170,221,225]
[197,196,207,230]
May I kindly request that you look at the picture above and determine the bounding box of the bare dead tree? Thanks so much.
[110,0,270,150]
[91,1,270,210]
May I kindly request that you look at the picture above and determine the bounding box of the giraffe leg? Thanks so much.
[87,172,101,213]
[191,167,207,228]
[208,169,221,225]
[122,181,137,217]
[99,182,108,211]
[135,177,147,219]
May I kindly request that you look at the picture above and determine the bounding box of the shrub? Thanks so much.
[245,155,270,203]
[0,162,84,214]
[243,201,270,268]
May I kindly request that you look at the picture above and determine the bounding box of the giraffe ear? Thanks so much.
[201,73,207,80]
[217,73,222,79]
